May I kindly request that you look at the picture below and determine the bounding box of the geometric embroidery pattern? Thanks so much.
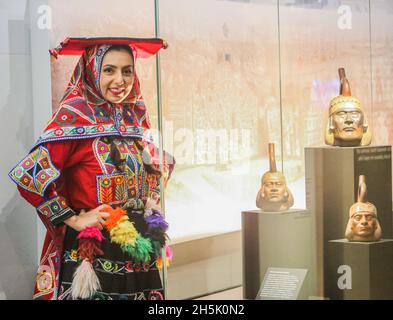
[93,138,151,204]
[37,196,68,218]
[57,283,163,300]
[94,258,157,274]
[96,173,128,206]
[33,124,147,149]
[146,174,159,194]
[8,146,60,196]
[61,251,158,275]
[37,196,75,225]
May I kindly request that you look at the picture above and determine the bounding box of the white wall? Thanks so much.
[0,0,51,299]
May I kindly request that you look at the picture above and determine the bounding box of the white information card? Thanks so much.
[257,268,308,300]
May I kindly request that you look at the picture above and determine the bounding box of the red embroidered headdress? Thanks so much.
[33,37,167,149]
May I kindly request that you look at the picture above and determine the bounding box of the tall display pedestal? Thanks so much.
[326,239,393,300]
[305,145,392,299]
[241,209,315,300]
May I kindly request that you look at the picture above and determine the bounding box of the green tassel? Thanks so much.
[126,236,153,263]
[120,243,136,256]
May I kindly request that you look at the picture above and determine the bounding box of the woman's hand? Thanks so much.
[64,204,111,232]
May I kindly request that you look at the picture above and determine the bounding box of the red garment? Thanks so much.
[16,137,165,299]
[9,40,173,300]
[18,139,113,210]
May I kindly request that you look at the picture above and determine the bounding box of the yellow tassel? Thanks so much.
[109,216,138,247]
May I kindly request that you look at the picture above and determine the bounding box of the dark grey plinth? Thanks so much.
[326,239,393,300]
[241,209,315,300]
[305,145,392,297]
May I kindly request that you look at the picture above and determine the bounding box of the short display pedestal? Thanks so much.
[305,145,392,297]
[326,239,393,300]
[241,209,314,299]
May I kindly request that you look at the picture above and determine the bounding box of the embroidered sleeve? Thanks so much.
[9,146,60,196]
[37,196,76,225]
[10,140,80,226]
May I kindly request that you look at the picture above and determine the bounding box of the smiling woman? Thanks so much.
[8,37,174,300]
[99,45,135,104]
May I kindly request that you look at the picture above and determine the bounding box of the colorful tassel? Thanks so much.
[156,257,163,269]
[165,245,173,261]
[77,226,105,262]
[124,235,153,263]
[103,207,126,230]
[71,259,101,300]
[101,207,165,263]
[71,226,104,300]
[156,245,173,270]
[109,215,138,247]
[145,211,169,248]
[145,212,169,232]
[77,226,105,242]
[78,238,104,262]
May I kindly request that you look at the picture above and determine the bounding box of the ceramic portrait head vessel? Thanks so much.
[325,68,371,147]
[345,175,381,242]
[256,143,294,212]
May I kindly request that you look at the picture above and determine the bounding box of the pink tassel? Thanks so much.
[77,226,105,241]
[165,245,173,261]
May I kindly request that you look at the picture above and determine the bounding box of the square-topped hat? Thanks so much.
[49,37,168,59]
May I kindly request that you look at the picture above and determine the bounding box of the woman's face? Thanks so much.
[99,49,134,104]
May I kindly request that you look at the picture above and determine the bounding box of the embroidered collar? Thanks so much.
[33,43,154,150]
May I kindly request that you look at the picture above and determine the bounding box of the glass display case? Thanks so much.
[1,0,393,300]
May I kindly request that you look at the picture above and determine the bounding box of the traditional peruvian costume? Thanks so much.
[9,38,173,300]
